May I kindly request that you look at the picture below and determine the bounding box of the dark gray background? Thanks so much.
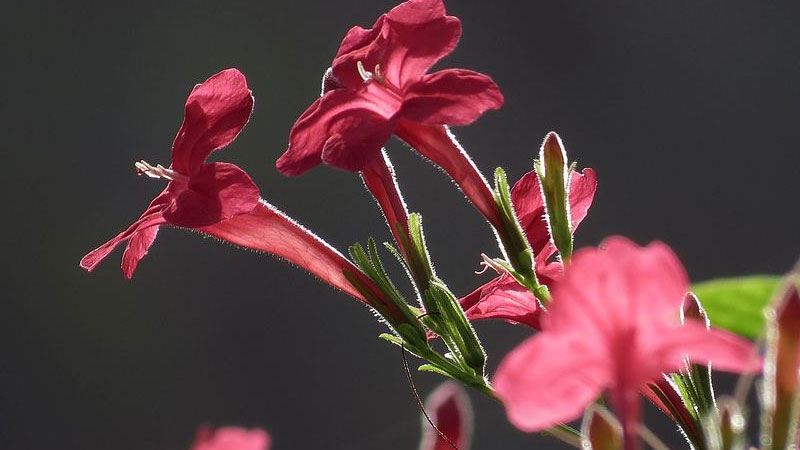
[1,0,798,449]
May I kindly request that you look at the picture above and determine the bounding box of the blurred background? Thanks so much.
[1,0,799,448]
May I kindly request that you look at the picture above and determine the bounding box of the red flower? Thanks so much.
[276,0,503,176]
[493,238,761,450]
[458,167,597,329]
[80,70,412,324]
[80,69,258,278]
[419,382,473,450]
[191,426,270,450]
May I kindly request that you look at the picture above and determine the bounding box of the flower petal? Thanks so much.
[80,192,170,278]
[332,16,390,89]
[419,382,473,450]
[171,69,254,175]
[382,0,462,88]
[401,69,504,126]
[568,168,598,231]
[546,237,688,335]
[494,333,609,432]
[320,109,395,172]
[459,273,541,329]
[121,221,160,279]
[278,86,399,175]
[655,321,762,374]
[163,162,260,228]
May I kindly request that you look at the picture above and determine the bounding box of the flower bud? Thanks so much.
[535,132,573,261]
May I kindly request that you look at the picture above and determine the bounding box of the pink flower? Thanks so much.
[419,382,473,450]
[79,70,414,325]
[80,69,258,279]
[493,237,761,450]
[191,426,270,450]
[276,0,503,176]
[458,167,597,329]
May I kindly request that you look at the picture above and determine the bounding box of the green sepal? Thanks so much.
[424,279,487,375]
[492,167,539,282]
[348,240,425,339]
[418,363,458,379]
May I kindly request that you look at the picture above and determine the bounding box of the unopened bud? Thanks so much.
[535,132,573,261]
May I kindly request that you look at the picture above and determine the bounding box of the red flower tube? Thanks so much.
[80,69,411,325]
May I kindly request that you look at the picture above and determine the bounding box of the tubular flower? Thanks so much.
[458,167,597,329]
[81,68,258,278]
[79,69,411,324]
[493,237,761,450]
[277,0,503,224]
[419,382,473,450]
[191,426,270,450]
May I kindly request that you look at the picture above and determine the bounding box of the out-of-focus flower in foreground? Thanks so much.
[419,382,473,450]
[191,426,270,450]
[493,237,761,450]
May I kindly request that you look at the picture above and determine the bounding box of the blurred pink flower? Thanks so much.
[419,382,473,450]
[493,237,761,450]
[192,426,270,450]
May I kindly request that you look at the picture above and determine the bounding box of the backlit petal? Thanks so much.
[80,192,170,278]
[382,0,461,88]
[278,86,399,175]
[163,162,260,228]
[171,69,254,175]
[401,69,503,126]
[459,273,541,329]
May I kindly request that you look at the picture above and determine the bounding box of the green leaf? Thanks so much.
[692,275,781,339]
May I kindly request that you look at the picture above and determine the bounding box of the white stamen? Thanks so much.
[134,160,186,182]
[357,61,373,82]
[476,253,507,275]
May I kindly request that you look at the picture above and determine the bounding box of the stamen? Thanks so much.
[373,64,384,83]
[357,61,373,82]
[134,160,186,182]
[478,253,507,275]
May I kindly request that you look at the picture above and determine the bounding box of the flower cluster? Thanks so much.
[81,1,797,449]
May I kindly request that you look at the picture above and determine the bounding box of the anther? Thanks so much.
[477,253,508,275]
[357,61,374,82]
[373,64,384,83]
